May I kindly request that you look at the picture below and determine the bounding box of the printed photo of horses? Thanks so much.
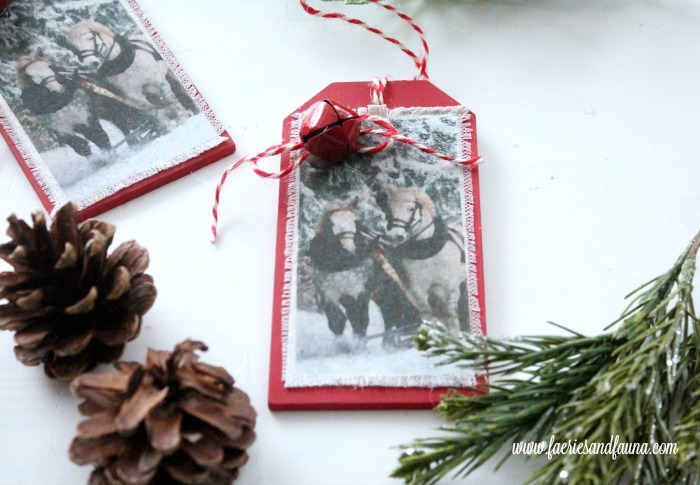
[284,108,481,388]
[0,0,222,207]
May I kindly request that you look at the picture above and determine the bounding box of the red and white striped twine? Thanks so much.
[370,76,388,105]
[210,141,308,242]
[357,114,482,167]
[298,0,429,80]
[209,4,478,242]
[210,100,482,243]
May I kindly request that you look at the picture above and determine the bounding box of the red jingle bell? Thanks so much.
[0,0,9,14]
[299,99,361,169]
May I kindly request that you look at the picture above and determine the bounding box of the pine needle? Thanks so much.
[393,231,700,485]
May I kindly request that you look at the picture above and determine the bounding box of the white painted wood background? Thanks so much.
[1,0,700,483]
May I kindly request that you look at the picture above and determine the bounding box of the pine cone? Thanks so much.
[69,340,257,485]
[0,203,156,379]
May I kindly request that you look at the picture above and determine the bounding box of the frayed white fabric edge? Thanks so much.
[458,110,484,336]
[0,96,68,213]
[73,135,227,211]
[0,91,226,215]
[281,113,303,383]
[281,105,485,388]
[124,0,225,135]
[286,373,479,389]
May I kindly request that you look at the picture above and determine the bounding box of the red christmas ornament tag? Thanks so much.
[268,79,486,410]
[209,0,488,410]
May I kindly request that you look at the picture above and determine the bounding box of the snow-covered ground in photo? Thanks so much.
[40,113,222,204]
[285,305,477,388]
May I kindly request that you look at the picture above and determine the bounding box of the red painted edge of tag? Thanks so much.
[0,126,235,222]
[268,80,487,411]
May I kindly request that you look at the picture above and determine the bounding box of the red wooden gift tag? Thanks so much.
[0,0,235,221]
[269,80,487,411]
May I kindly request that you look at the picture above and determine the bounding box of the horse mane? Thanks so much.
[66,20,115,45]
[15,55,35,72]
[389,187,437,217]
[414,189,437,217]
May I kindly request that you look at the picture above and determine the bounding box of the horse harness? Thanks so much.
[75,30,162,77]
[308,226,375,273]
[19,59,60,89]
[388,202,465,262]
[19,64,79,115]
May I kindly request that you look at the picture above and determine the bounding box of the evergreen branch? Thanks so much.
[674,342,700,472]
[393,327,615,484]
[530,236,699,484]
[673,248,700,470]
[675,378,700,453]
[393,231,700,485]
[415,323,612,377]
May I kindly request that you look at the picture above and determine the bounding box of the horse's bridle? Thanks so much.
[334,230,356,240]
[37,73,59,88]
[20,60,59,88]
[387,201,436,242]
[388,202,422,232]
[329,208,357,241]
[76,30,117,69]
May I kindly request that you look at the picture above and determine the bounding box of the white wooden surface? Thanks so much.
[2,0,700,483]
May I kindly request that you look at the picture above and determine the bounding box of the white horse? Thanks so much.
[14,48,111,157]
[383,187,468,333]
[308,198,375,350]
[65,20,193,132]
